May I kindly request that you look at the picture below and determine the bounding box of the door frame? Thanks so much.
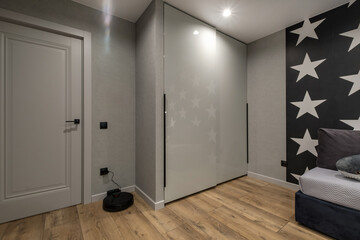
[0,8,92,204]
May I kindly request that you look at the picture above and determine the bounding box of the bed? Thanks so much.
[295,128,360,240]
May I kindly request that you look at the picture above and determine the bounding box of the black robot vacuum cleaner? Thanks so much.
[103,188,134,212]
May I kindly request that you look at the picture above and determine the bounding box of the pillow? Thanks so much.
[317,128,360,170]
[336,154,360,181]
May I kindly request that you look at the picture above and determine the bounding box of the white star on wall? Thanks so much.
[291,53,326,82]
[192,97,200,108]
[341,116,360,130]
[208,128,216,142]
[179,90,187,100]
[291,18,325,46]
[290,91,326,119]
[291,129,318,156]
[206,105,216,118]
[179,108,186,119]
[192,116,201,126]
[207,82,216,95]
[340,24,360,51]
[170,117,176,128]
[291,167,310,182]
[348,0,357,7]
[340,70,360,96]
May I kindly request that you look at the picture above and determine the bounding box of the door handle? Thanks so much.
[66,119,80,124]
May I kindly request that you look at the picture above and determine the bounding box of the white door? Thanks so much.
[0,21,82,223]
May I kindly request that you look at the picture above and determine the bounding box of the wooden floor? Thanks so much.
[0,176,333,240]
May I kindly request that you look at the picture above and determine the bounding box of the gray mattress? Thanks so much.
[299,167,360,211]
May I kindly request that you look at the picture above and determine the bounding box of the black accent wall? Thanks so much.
[286,1,360,183]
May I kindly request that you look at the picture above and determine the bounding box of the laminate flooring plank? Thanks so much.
[209,206,286,240]
[123,212,166,240]
[141,205,206,240]
[168,199,245,239]
[1,215,44,240]
[141,207,183,235]
[42,222,83,240]
[253,185,295,208]
[202,188,288,232]
[133,193,152,213]
[111,212,137,240]
[44,206,79,229]
[236,176,269,187]
[256,181,296,198]
[77,202,123,240]
[278,222,333,240]
[0,223,8,239]
[240,193,294,220]
[222,196,288,232]
[166,224,206,240]
[227,179,261,195]
[202,187,247,206]
[186,192,223,213]
[43,206,83,240]
[216,182,250,197]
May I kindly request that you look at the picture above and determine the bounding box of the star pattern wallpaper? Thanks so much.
[286,0,360,184]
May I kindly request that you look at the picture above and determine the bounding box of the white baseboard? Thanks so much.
[91,185,136,203]
[135,186,164,210]
[91,185,164,210]
[247,171,300,191]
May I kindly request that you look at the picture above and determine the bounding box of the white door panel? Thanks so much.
[164,5,217,203]
[164,6,248,203]
[217,32,248,183]
[0,21,82,223]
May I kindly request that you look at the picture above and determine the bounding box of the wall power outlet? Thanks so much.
[100,167,109,175]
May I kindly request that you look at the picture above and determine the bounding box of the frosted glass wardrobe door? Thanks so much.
[217,32,248,184]
[164,4,217,203]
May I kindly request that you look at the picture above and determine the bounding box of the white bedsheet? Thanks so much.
[299,167,360,211]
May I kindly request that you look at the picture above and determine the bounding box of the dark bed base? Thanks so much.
[295,191,360,240]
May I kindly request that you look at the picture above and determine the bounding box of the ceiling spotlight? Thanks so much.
[223,9,232,17]
[193,30,200,35]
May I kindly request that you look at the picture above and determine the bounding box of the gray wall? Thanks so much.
[135,0,164,202]
[0,0,136,195]
[247,30,286,181]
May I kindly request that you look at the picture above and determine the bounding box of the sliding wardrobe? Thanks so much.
[164,4,247,203]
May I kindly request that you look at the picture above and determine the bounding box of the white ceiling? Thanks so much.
[72,0,152,23]
[73,0,351,43]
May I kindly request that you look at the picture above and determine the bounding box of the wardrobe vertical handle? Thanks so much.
[246,103,249,164]
[164,94,167,188]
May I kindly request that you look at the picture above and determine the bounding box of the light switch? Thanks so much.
[100,122,108,129]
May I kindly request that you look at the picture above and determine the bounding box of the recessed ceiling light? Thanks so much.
[223,9,232,17]
[193,30,200,35]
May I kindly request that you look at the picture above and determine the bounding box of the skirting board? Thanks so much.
[91,185,136,203]
[135,186,164,210]
[247,171,300,191]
